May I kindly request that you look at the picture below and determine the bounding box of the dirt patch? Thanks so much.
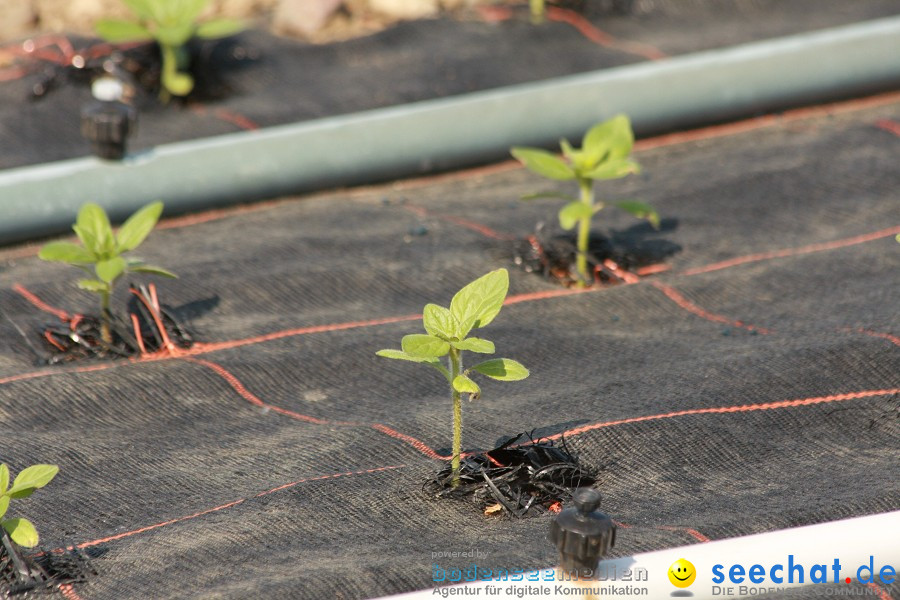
[0,0,491,43]
[426,433,598,518]
[512,222,682,287]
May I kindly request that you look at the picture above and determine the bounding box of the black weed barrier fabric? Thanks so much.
[0,102,899,599]
[2,0,900,170]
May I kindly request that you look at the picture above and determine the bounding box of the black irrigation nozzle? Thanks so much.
[80,77,137,161]
[548,488,616,578]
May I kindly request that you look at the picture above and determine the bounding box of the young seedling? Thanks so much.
[38,202,176,345]
[376,269,529,487]
[96,0,243,99]
[511,114,659,287]
[0,463,59,548]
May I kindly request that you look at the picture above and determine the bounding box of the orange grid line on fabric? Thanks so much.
[650,282,772,334]
[72,465,404,550]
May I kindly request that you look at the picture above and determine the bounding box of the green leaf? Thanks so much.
[95,19,153,42]
[96,257,127,284]
[558,201,593,230]
[127,264,178,279]
[472,358,530,381]
[451,338,495,353]
[155,23,194,47]
[561,138,596,172]
[75,203,114,257]
[583,158,640,181]
[450,269,509,338]
[195,18,244,39]
[116,202,163,252]
[37,242,95,265]
[520,191,577,202]
[559,138,577,161]
[452,374,481,397]
[3,518,39,548]
[422,303,456,340]
[77,279,108,292]
[8,465,58,496]
[510,147,575,181]
[582,114,634,165]
[376,349,438,364]
[0,464,8,494]
[615,201,660,229]
[0,496,9,522]
[375,350,450,381]
[401,334,450,358]
[377,349,415,361]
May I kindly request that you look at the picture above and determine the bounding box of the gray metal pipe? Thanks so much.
[1,16,899,245]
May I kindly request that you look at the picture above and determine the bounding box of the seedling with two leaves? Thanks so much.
[0,464,59,549]
[96,0,243,99]
[38,202,176,345]
[511,114,659,287]
[377,269,529,487]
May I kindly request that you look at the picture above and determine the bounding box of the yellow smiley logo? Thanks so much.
[668,558,696,588]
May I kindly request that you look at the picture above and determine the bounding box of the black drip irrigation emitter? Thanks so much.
[425,432,598,518]
[548,488,617,577]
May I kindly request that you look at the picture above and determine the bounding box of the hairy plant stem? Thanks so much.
[576,178,594,287]
[99,285,112,344]
[449,347,463,488]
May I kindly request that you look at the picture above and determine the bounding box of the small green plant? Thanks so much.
[376,269,529,487]
[0,463,59,548]
[511,114,659,287]
[38,202,176,345]
[96,0,243,99]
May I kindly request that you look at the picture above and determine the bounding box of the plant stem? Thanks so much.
[575,178,594,287]
[530,0,545,24]
[449,347,462,488]
[160,44,175,99]
[100,285,112,344]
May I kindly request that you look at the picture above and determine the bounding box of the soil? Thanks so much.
[426,433,598,518]
[0,530,97,597]
[23,284,195,364]
[0,0,428,44]
[512,224,682,287]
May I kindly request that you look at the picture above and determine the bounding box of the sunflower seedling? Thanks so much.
[38,202,176,345]
[96,0,243,100]
[511,114,659,287]
[0,463,59,548]
[377,269,529,487]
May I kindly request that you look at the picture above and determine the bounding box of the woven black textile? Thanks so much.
[0,102,898,599]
